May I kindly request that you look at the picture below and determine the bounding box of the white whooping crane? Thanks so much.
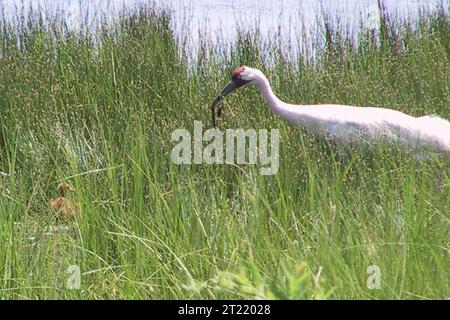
[211,66,450,158]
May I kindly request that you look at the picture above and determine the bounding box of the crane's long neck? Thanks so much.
[254,75,316,128]
[255,76,286,114]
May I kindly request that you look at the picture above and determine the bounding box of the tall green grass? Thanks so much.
[0,3,448,299]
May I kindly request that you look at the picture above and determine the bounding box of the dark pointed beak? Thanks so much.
[211,79,250,127]
[217,81,240,100]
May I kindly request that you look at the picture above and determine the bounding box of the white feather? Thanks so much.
[236,67,450,157]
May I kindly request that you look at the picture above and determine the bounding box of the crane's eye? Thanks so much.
[232,67,246,81]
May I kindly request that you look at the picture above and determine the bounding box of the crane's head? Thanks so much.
[57,182,75,197]
[211,66,259,126]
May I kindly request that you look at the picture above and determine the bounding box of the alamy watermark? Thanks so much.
[367,265,381,289]
[66,265,81,290]
[171,121,279,175]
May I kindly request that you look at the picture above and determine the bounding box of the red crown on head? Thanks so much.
[232,67,246,81]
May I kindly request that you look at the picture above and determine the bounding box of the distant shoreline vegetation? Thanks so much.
[0,1,448,65]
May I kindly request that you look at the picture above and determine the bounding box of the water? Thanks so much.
[168,0,442,40]
[0,0,446,59]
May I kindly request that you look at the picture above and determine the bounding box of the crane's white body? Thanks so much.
[238,67,450,157]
